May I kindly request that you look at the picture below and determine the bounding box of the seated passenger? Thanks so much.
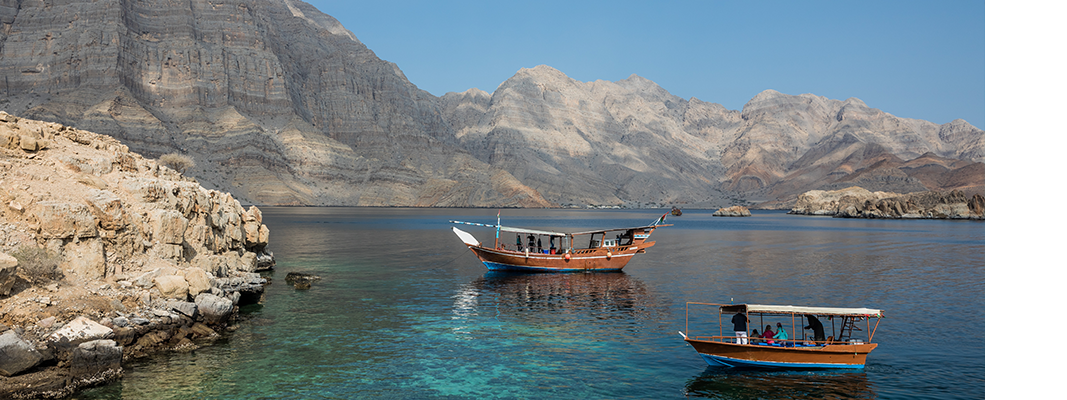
[751,329,762,344]
[773,322,788,343]
[762,325,776,344]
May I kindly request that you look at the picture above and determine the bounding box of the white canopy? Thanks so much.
[449,220,569,237]
[720,304,884,318]
[449,220,665,237]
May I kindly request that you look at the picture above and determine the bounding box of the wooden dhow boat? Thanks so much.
[680,302,884,369]
[450,213,670,272]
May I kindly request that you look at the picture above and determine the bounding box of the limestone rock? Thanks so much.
[50,316,114,343]
[713,205,752,217]
[62,238,106,282]
[194,293,234,325]
[0,330,42,377]
[0,252,17,296]
[165,301,199,319]
[69,339,123,380]
[183,268,213,297]
[154,275,190,300]
[789,186,984,219]
[33,202,98,239]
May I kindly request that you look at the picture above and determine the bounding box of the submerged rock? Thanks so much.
[285,272,321,290]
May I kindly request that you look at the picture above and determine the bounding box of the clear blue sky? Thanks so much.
[304,0,984,129]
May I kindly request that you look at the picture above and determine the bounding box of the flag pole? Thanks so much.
[495,210,501,248]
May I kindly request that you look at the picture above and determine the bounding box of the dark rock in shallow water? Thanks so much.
[285,272,322,290]
[70,339,123,381]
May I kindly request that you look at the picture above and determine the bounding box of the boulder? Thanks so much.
[0,330,42,376]
[153,275,190,300]
[0,252,17,296]
[69,339,123,379]
[183,268,212,297]
[194,293,233,324]
[165,300,198,319]
[49,316,114,343]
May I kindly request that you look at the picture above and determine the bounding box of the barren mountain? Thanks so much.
[0,0,549,207]
[443,69,983,207]
[0,1,983,208]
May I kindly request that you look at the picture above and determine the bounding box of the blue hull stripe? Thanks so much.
[698,353,865,369]
[483,261,623,272]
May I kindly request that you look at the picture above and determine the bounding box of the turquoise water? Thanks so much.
[77,208,984,399]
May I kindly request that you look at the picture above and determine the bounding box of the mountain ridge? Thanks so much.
[0,1,983,208]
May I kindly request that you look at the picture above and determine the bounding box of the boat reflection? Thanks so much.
[453,271,660,320]
[683,367,874,399]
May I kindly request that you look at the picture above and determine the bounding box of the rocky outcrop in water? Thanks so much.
[788,186,984,220]
[0,112,272,397]
[712,206,752,217]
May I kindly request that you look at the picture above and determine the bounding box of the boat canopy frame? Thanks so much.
[685,302,885,346]
[449,219,672,251]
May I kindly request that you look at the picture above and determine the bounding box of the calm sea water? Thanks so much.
[77,208,984,399]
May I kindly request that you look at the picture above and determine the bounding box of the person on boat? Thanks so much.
[549,236,557,254]
[804,315,825,342]
[762,325,776,344]
[732,312,749,344]
[752,329,762,344]
[773,322,788,343]
[516,234,522,251]
[537,238,543,253]
[527,234,535,250]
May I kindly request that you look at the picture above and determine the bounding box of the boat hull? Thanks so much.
[685,338,877,369]
[467,243,651,272]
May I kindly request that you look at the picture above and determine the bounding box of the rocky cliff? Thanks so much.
[788,186,984,219]
[0,0,549,208]
[0,1,983,208]
[0,112,272,398]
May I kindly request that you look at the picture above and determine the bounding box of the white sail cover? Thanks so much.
[451,227,481,246]
[721,304,884,318]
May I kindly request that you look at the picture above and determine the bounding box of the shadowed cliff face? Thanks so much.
[0,1,982,208]
[0,0,550,207]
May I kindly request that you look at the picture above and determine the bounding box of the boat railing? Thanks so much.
[688,335,867,347]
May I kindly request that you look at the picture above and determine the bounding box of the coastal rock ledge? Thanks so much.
[0,111,274,398]
[788,186,985,220]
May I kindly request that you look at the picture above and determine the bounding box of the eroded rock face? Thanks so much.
[0,0,549,208]
[789,186,984,219]
[0,113,275,396]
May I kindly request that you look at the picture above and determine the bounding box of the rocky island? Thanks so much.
[0,112,273,398]
[788,186,984,219]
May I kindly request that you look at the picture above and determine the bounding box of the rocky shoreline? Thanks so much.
[0,112,274,398]
[788,186,984,220]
